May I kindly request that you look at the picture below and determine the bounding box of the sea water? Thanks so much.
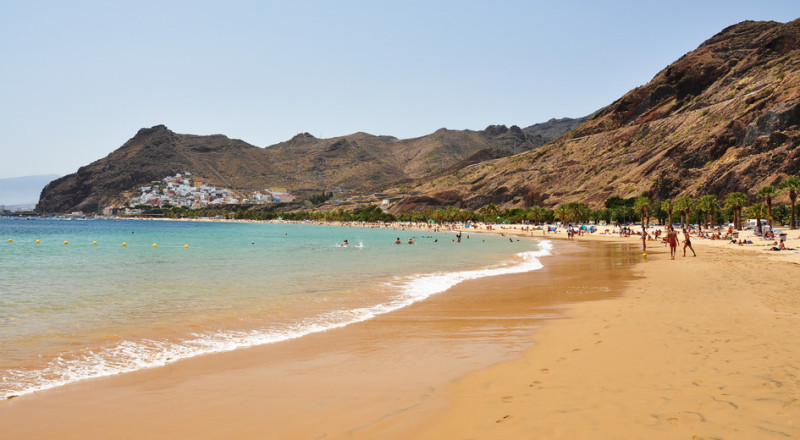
[0,217,551,399]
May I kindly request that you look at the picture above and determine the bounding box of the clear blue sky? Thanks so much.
[1,1,798,179]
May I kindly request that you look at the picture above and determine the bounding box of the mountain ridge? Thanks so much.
[37,118,586,212]
[389,18,800,212]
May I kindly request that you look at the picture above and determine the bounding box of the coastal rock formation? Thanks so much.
[393,18,800,211]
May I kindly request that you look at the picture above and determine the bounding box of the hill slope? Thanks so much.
[393,19,800,211]
[38,121,573,212]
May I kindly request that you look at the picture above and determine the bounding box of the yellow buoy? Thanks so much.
[184,244,189,248]
[92,241,98,245]
[35,239,40,244]
[7,238,12,243]
[152,243,157,248]
[122,242,127,247]
[64,241,69,245]
[643,252,647,257]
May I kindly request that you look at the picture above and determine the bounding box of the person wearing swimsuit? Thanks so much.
[683,228,696,257]
[667,226,679,260]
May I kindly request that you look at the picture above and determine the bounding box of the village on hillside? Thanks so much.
[116,172,297,215]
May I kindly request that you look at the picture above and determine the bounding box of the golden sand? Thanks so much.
[1,225,798,439]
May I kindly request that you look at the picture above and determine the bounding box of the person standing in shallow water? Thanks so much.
[683,228,696,257]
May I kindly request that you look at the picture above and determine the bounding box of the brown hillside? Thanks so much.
[392,19,800,212]
[37,121,548,212]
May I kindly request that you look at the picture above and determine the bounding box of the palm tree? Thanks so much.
[526,206,548,224]
[697,195,719,228]
[758,185,779,230]
[554,204,569,224]
[480,203,499,223]
[633,196,650,230]
[661,198,674,226]
[674,196,694,228]
[779,176,799,229]
[746,203,768,235]
[724,192,749,230]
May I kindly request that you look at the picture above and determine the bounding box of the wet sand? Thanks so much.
[3,231,799,439]
[0,239,635,439]
[406,232,800,439]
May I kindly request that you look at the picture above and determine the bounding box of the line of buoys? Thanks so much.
[4,240,190,248]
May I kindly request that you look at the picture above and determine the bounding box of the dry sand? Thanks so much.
[405,228,800,439]
[1,226,798,439]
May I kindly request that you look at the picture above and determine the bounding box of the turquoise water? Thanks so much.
[0,217,550,399]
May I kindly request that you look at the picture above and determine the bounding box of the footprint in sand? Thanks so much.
[667,417,679,425]
[572,348,582,352]
[501,395,514,403]
[595,340,603,344]
[541,368,550,374]
[496,415,513,423]
[529,381,542,388]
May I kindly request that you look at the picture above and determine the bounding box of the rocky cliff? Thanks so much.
[392,19,800,211]
[37,120,576,212]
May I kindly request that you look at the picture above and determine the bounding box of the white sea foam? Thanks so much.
[0,240,552,400]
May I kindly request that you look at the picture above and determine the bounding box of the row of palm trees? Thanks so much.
[635,176,799,230]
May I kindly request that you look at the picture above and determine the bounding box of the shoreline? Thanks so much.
[0,237,635,438]
[1,223,798,438]
[404,232,800,439]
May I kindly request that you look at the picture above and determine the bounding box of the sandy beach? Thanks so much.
[1,225,799,439]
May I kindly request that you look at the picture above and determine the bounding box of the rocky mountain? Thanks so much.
[522,116,591,147]
[37,121,572,212]
[390,19,800,212]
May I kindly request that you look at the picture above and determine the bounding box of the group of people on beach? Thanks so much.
[661,226,696,259]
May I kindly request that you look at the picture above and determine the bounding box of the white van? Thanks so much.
[744,219,768,230]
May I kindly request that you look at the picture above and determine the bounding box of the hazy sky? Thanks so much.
[1,1,799,179]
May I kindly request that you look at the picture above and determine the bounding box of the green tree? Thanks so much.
[526,206,548,224]
[746,203,767,235]
[661,199,674,226]
[724,192,749,230]
[554,204,569,224]
[697,195,719,228]
[758,185,779,230]
[674,196,695,228]
[773,204,791,226]
[480,203,500,223]
[779,176,799,229]
[633,196,650,230]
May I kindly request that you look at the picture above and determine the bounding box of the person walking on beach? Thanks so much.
[667,226,679,260]
[683,228,696,257]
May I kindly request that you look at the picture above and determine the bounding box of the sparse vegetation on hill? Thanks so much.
[398,18,800,213]
[36,18,800,219]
